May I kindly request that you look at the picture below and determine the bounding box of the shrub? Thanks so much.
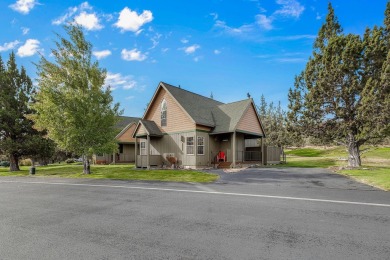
[19,159,32,166]
[65,158,75,164]
[0,161,10,167]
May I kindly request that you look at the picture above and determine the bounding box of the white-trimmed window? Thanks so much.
[161,99,167,127]
[140,141,146,155]
[186,137,194,155]
[197,136,204,155]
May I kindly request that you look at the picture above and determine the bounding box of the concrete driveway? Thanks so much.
[0,168,389,259]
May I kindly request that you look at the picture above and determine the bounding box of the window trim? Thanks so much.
[186,136,194,155]
[161,99,167,127]
[197,136,204,155]
[140,141,146,155]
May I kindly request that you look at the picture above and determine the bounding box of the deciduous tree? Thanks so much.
[33,24,121,174]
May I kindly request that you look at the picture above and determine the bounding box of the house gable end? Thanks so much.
[236,101,265,136]
[143,83,195,133]
[133,122,148,137]
[116,123,137,143]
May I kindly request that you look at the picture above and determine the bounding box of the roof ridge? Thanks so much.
[161,81,224,104]
[219,98,251,106]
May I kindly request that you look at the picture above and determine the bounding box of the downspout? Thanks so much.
[232,131,236,168]
[135,137,138,168]
[147,135,150,169]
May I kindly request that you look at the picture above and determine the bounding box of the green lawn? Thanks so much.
[0,163,218,183]
[280,157,342,168]
[284,146,390,191]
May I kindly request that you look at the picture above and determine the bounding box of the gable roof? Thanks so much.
[211,99,252,134]
[162,82,223,127]
[116,116,141,130]
[142,82,265,136]
[134,120,163,137]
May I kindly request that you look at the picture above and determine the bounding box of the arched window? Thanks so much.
[161,99,167,126]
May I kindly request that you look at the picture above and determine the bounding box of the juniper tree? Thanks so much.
[288,3,390,167]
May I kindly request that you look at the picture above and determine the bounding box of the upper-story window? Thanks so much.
[161,99,167,127]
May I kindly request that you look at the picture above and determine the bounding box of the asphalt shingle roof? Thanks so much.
[116,116,141,129]
[141,120,163,136]
[161,82,253,133]
[212,99,251,133]
[162,82,223,127]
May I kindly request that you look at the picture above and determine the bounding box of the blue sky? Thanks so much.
[0,0,388,117]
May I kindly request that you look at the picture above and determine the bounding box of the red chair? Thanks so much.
[217,151,226,162]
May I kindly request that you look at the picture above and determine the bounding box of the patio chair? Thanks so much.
[217,151,226,162]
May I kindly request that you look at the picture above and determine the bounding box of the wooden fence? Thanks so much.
[265,146,286,164]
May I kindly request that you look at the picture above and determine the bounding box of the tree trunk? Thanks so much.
[83,156,91,174]
[9,154,20,172]
[347,133,361,168]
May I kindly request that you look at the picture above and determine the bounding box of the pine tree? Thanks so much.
[0,52,49,171]
[33,24,122,174]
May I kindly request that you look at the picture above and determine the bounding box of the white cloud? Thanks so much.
[9,0,37,14]
[92,49,111,59]
[150,33,162,49]
[214,49,221,55]
[114,7,153,33]
[52,6,78,25]
[21,27,30,35]
[181,44,200,55]
[125,96,135,100]
[52,2,102,30]
[210,13,218,20]
[274,57,306,63]
[194,56,203,62]
[121,48,147,61]
[274,0,305,18]
[161,48,169,53]
[256,14,273,30]
[214,20,254,36]
[104,72,137,90]
[214,0,304,40]
[181,38,189,44]
[135,29,144,36]
[316,12,322,20]
[74,11,103,30]
[0,40,20,52]
[17,39,40,57]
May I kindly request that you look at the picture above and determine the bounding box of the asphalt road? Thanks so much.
[0,168,389,259]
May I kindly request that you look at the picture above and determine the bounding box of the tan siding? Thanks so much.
[117,124,136,143]
[196,124,212,132]
[145,88,194,133]
[236,103,263,135]
[121,144,135,161]
[136,124,147,136]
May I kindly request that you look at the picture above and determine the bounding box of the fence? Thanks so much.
[235,146,285,164]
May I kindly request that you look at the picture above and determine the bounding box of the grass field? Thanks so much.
[284,146,390,191]
[0,163,218,183]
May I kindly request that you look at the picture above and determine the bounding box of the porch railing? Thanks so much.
[236,151,261,162]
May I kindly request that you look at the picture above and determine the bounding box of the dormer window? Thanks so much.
[161,99,167,127]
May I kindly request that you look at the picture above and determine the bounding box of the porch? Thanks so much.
[210,131,266,168]
[210,132,285,168]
